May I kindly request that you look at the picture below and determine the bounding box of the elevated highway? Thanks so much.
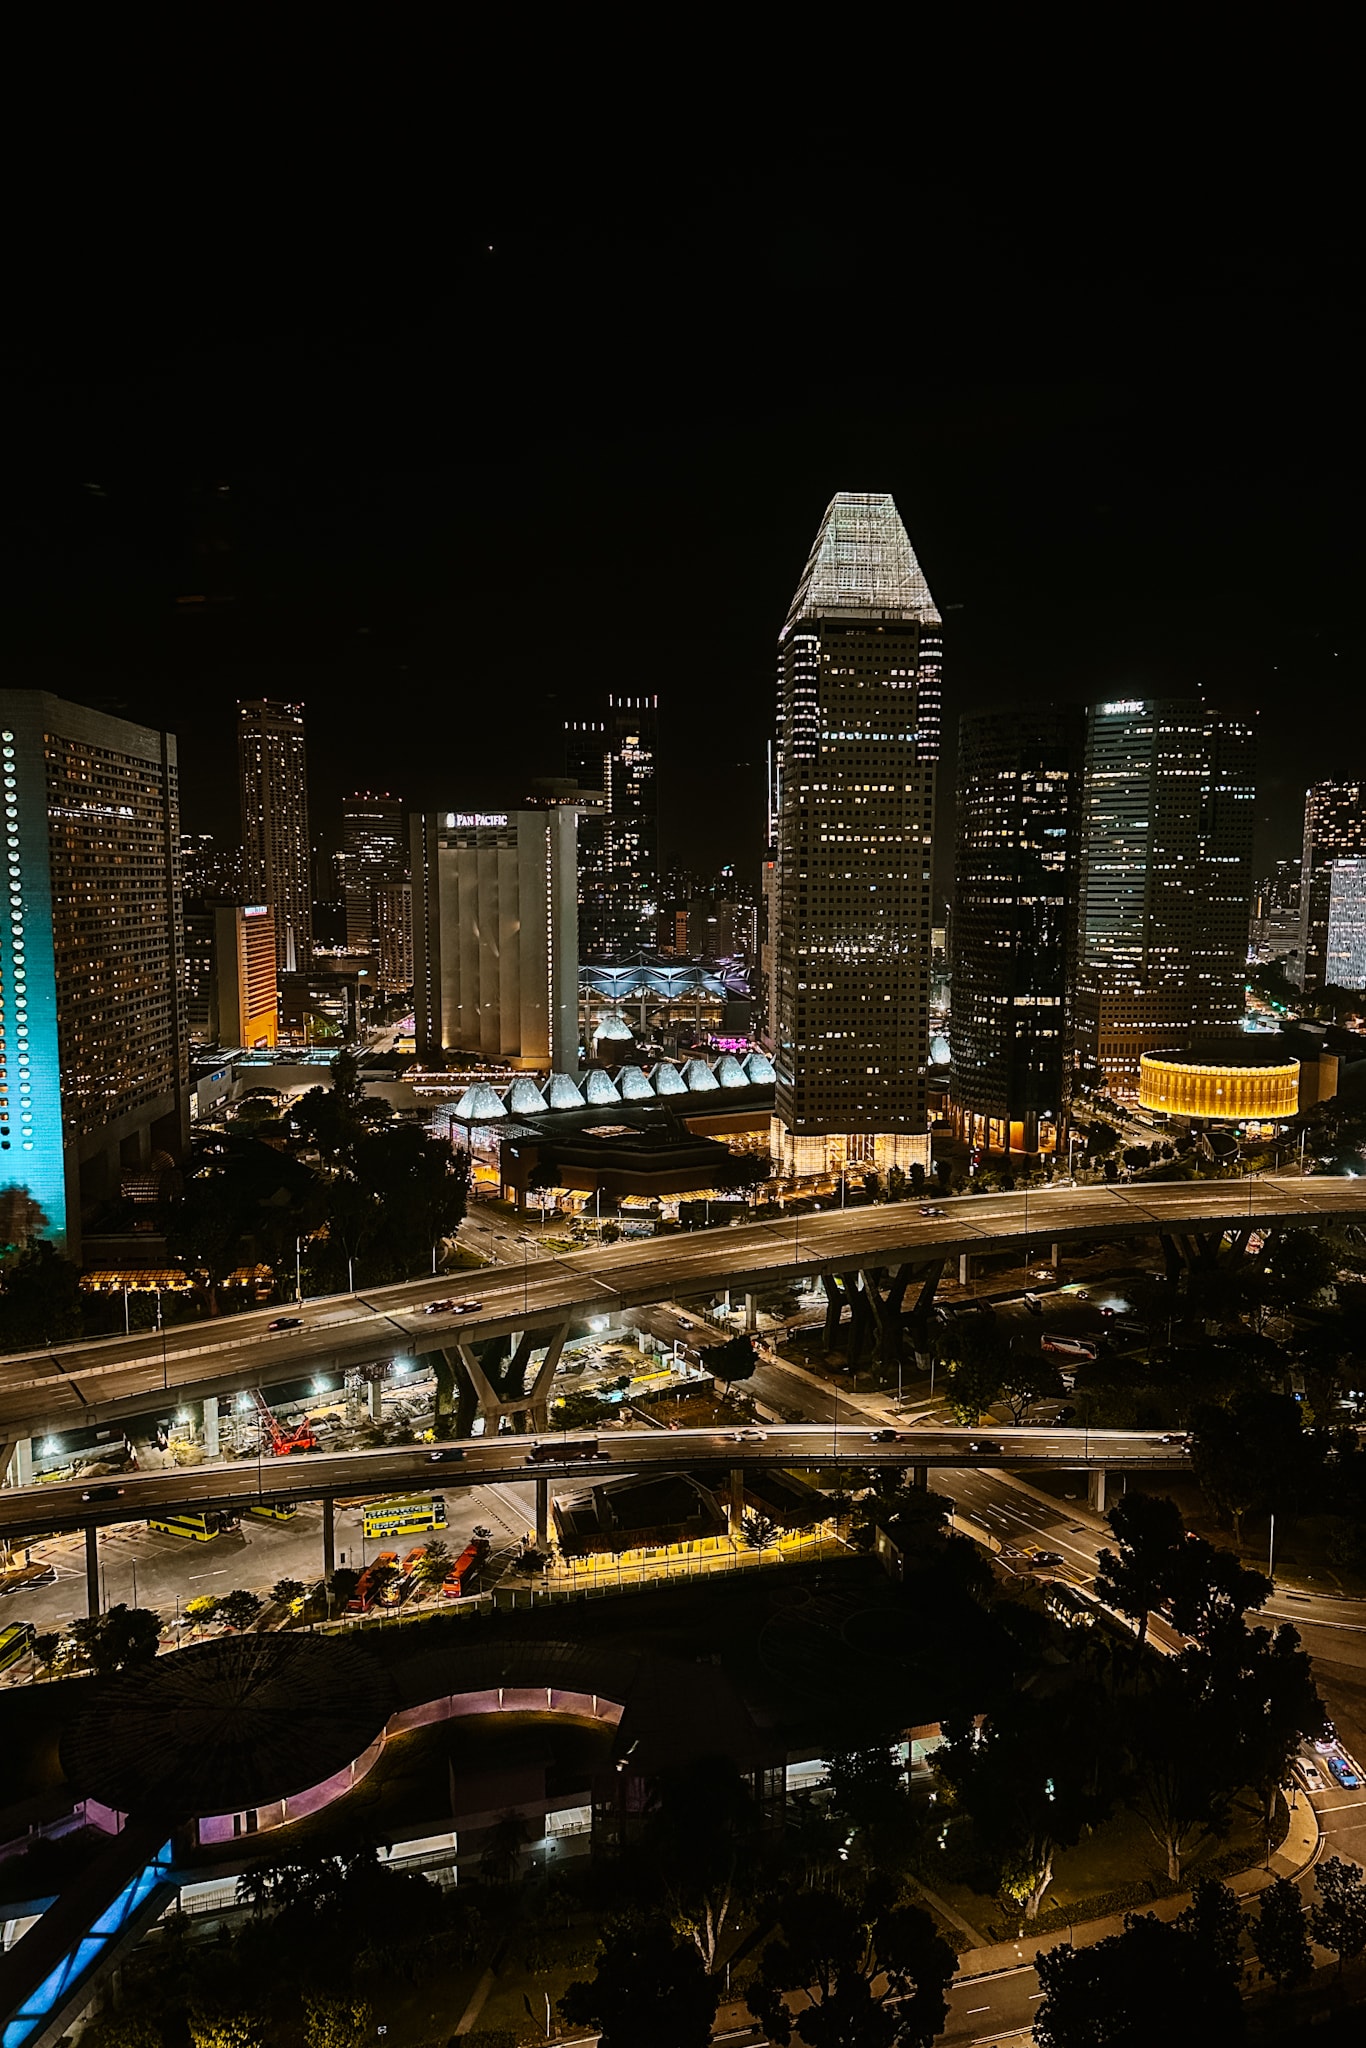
[2,1176,1362,1452]
[0,1423,1189,1542]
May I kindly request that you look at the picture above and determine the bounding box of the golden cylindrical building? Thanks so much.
[1138,1051,1299,1121]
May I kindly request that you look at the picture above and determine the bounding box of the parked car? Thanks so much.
[1297,1754,1326,1793]
[268,1315,302,1331]
[1328,1754,1362,1790]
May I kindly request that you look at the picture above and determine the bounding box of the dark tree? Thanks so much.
[217,1588,264,1632]
[0,1238,84,1351]
[1122,1660,1239,1882]
[999,1350,1065,1423]
[1177,1878,1245,1978]
[709,1331,757,1388]
[1033,1909,1245,2048]
[1188,1390,1322,1543]
[1310,1854,1366,1974]
[69,1604,163,1674]
[645,1753,756,1972]
[746,1885,956,2048]
[1093,1491,1186,1649]
[938,1688,1114,1918]
[1251,1875,1314,1990]
[561,1919,720,2048]
[825,1741,908,1839]
[1166,1538,1270,1644]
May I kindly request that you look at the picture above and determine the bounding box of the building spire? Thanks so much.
[782,491,940,639]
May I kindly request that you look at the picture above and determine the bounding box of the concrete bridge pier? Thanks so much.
[910,1463,927,1489]
[535,1478,549,1549]
[958,1252,974,1285]
[728,1467,744,1539]
[369,1375,384,1423]
[456,1322,570,1436]
[5,1439,33,1489]
[744,1292,757,1333]
[202,1396,220,1457]
[85,1525,100,1618]
[322,1497,336,1582]
[1088,1466,1108,1514]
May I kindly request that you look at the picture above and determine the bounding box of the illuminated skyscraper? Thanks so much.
[412,792,602,1069]
[341,792,406,951]
[238,700,311,975]
[772,492,941,1178]
[1326,858,1366,992]
[565,696,658,960]
[374,881,414,995]
[951,707,1083,1158]
[1074,699,1256,1097]
[1299,781,1366,991]
[0,690,189,1253]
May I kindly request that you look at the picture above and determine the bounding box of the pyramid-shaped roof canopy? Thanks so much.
[782,491,940,639]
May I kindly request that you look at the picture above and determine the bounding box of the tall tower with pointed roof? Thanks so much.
[772,492,942,1178]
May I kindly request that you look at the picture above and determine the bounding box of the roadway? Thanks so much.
[0,1425,1190,1541]
[3,1177,1364,1447]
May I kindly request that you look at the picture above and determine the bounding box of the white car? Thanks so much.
[727,1428,767,1444]
[1297,1754,1326,1794]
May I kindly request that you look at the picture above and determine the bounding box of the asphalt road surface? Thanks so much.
[3,1177,1363,1443]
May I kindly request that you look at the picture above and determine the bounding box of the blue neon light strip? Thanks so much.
[2,1842,173,2043]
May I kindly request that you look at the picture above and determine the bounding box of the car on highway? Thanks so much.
[870,1429,908,1443]
[267,1316,302,1331]
[1025,1549,1065,1569]
[424,1299,456,1315]
[918,1204,946,1217]
[1328,1754,1362,1790]
[727,1428,767,1444]
[428,1447,466,1462]
[1158,1433,1189,1447]
[424,1298,484,1316]
[965,1439,1002,1455]
[81,1484,125,1502]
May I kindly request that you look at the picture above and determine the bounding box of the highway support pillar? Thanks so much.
[322,1498,336,1582]
[728,1467,745,1540]
[202,1396,220,1458]
[1050,1243,1061,1270]
[1088,1466,1108,1515]
[85,1525,100,1618]
[369,1375,384,1423]
[958,1253,973,1285]
[910,1464,927,1489]
[535,1478,549,1549]
[7,1438,34,1488]
[744,1292,757,1333]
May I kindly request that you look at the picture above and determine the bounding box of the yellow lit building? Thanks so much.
[1138,1049,1299,1122]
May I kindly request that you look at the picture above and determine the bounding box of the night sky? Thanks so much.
[5,142,1361,896]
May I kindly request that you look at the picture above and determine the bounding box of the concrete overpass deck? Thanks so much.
[2,1176,1362,1449]
[0,1424,1189,1542]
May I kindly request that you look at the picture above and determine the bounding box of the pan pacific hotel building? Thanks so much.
[771,492,941,1179]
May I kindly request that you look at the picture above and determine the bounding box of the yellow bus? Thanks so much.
[0,1622,35,1674]
[147,1509,240,1541]
[247,1501,298,1522]
[362,1495,448,1541]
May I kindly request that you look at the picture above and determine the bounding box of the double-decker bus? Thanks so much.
[361,1495,447,1541]
[0,1622,36,1674]
[347,1551,400,1612]
[441,1538,488,1600]
[146,1509,240,1541]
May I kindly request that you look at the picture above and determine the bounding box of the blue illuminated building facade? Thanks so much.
[0,693,188,1257]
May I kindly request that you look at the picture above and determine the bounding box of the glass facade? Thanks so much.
[565,696,658,960]
[238,700,312,975]
[341,791,406,951]
[1299,781,1366,991]
[0,693,188,1252]
[1074,699,1256,1096]
[773,493,940,1175]
[1325,857,1366,991]
[950,707,1082,1154]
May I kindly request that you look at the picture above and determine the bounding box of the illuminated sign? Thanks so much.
[1101,700,1147,715]
[243,904,269,918]
[447,812,509,828]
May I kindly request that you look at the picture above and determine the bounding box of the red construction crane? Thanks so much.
[249,1387,318,1456]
